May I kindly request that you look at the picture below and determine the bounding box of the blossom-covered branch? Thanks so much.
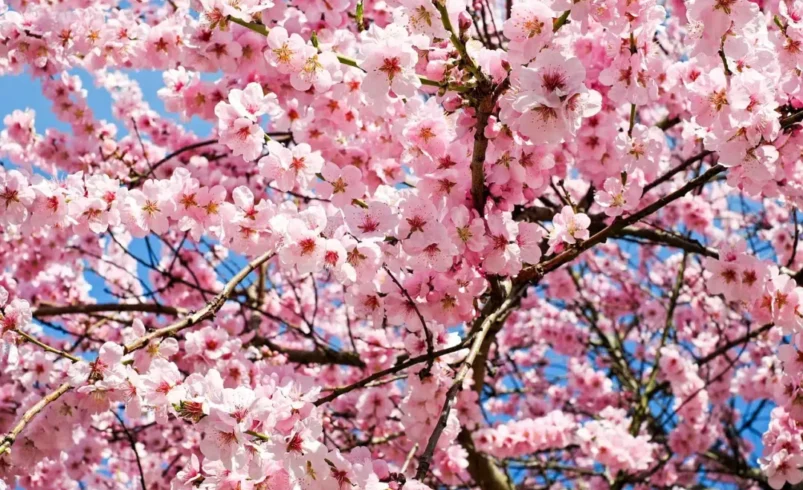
[1,0,802,488]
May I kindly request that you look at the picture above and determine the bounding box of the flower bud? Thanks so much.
[458,11,472,34]
[443,95,463,112]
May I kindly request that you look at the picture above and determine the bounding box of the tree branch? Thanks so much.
[34,303,183,318]
[131,139,219,186]
[415,293,519,481]
[515,164,727,284]
[0,382,72,456]
[383,265,434,367]
[112,411,148,490]
[314,342,471,406]
[123,251,274,354]
[251,337,366,367]
[13,329,81,362]
[0,252,276,457]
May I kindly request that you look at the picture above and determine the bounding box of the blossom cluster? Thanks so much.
[2,0,803,487]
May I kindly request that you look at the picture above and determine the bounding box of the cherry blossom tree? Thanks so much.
[3,0,803,488]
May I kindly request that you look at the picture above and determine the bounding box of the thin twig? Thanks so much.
[383,265,434,367]
[315,342,470,406]
[13,329,80,362]
[788,208,799,268]
[401,442,419,474]
[124,251,274,354]
[113,411,148,490]
[131,139,219,186]
[643,150,713,194]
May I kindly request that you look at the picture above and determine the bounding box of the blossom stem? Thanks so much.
[245,430,270,441]
[719,49,732,77]
[431,0,486,83]
[226,16,269,36]
[553,10,571,32]
[355,0,365,32]
[774,15,787,35]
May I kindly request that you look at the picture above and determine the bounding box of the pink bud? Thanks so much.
[458,11,472,33]
[443,95,463,112]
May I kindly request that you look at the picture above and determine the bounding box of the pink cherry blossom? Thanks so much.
[361,24,421,103]
[548,206,591,253]
[447,205,488,253]
[0,1,802,489]
[503,2,555,62]
[260,140,324,192]
[227,82,276,121]
[127,179,176,236]
[317,163,366,207]
[0,169,35,227]
[215,100,266,161]
[266,27,307,74]
[595,176,643,217]
[344,200,398,239]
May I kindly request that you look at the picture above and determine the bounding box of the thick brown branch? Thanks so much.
[458,431,514,490]
[251,337,366,368]
[620,227,717,258]
[34,303,183,318]
[515,164,727,284]
[656,115,681,131]
[469,94,496,214]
